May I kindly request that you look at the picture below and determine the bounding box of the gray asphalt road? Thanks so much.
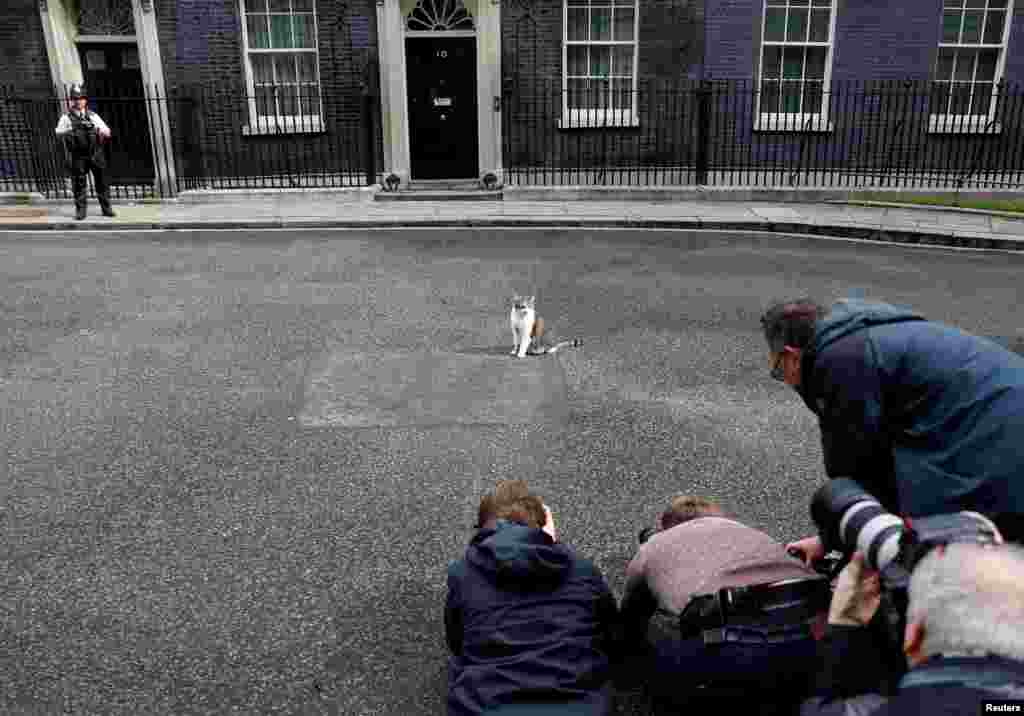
[2,228,1022,715]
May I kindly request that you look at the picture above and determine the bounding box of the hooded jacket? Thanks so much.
[445,521,618,716]
[797,298,1024,531]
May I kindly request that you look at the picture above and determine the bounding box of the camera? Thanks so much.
[809,478,1001,656]
[810,479,1001,579]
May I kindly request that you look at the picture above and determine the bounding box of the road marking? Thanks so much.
[298,349,567,428]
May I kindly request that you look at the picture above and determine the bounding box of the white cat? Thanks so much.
[509,295,582,357]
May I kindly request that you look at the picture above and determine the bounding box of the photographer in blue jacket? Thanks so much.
[759,296,1024,562]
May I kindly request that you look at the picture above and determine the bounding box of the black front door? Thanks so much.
[406,37,479,180]
[77,42,155,184]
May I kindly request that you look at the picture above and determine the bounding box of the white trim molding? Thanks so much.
[927,115,1002,134]
[242,118,326,135]
[473,0,503,181]
[377,0,501,184]
[77,34,139,42]
[132,0,177,194]
[557,108,639,128]
[378,0,412,184]
[755,112,833,132]
[39,0,83,91]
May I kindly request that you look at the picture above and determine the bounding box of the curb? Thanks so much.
[1,217,1021,251]
[177,186,380,204]
[9,186,1024,206]
[502,186,1024,204]
[831,200,1024,220]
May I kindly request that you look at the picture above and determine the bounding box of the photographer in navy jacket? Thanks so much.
[802,541,1024,716]
[760,297,1024,566]
[445,482,619,716]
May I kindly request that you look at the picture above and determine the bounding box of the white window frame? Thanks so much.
[239,0,325,135]
[755,0,837,132]
[561,0,640,129]
[929,0,1013,134]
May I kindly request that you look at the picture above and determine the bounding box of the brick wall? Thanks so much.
[160,0,381,185]
[1,0,52,93]
[832,0,939,82]
[0,0,57,192]
[501,0,705,169]
[1005,1,1024,83]
[703,0,757,80]
[693,0,1024,181]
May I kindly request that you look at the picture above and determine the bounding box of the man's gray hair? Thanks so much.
[759,298,827,353]
[907,542,1024,661]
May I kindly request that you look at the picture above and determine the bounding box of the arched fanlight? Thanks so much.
[406,0,475,31]
[78,0,136,35]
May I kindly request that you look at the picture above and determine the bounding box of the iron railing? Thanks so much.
[5,79,1024,195]
[0,83,380,199]
[501,78,1024,189]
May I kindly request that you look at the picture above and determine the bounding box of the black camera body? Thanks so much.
[810,479,1001,659]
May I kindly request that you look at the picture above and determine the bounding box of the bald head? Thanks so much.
[907,543,1024,663]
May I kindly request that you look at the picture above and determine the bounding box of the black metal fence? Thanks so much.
[0,84,379,199]
[6,79,1024,195]
[501,78,1024,189]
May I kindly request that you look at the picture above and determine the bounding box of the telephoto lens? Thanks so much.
[811,479,906,573]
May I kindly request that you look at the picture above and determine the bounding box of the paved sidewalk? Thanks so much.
[2,188,1024,251]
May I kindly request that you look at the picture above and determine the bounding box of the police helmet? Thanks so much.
[69,84,87,100]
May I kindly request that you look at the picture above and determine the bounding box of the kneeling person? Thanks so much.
[620,496,825,711]
[445,483,619,716]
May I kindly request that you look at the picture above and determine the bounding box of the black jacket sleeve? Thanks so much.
[800,624,897,716]
[617,572,659,648]
[811,625,894,696]
[593,571,621,659]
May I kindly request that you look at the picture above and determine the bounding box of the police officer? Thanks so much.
[54,84,115,220]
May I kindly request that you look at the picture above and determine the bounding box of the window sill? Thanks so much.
[927,116,1002,134]
[754,114,833,133]
[557,112,640,130]
[242,119,325,136]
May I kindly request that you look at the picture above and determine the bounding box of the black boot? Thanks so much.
[102,206,116,217]
[75,207,86,220]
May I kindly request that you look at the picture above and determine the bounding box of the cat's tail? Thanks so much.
[544,338,583,354]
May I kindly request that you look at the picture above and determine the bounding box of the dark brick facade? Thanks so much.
[0,0,54,191]
[0,0,52,93]
[4,0,1024,189]
[501,0,705,169]
[159,0,380,185]
[692,0,1024,179]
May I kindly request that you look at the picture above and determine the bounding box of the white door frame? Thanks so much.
[36,0,177,194]
[376,0,502,188]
